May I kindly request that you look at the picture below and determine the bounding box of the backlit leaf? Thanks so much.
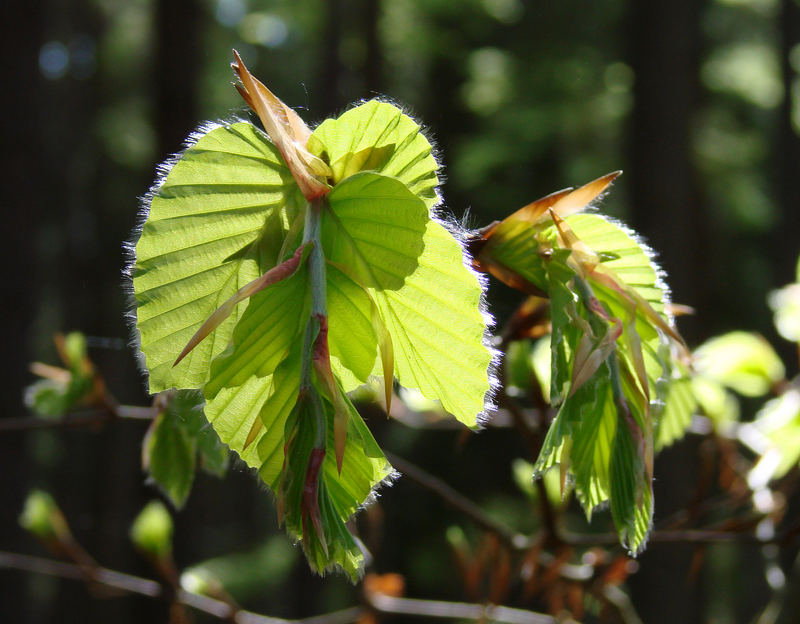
[693,331,785,397]
[133,122,303,393]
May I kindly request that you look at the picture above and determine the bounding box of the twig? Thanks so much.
[561,527,800,547]
[366,592,555,624]
[385,451,529,549]
[0,405,155,433]
[601,585,643,624]
[0,550,361,624]
[0,550,557,624]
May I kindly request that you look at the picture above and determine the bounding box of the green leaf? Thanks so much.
[566,214,666,315]
[133,121,303,393]
[144,392,199,508]
[323,171,493,426]
[502,214,669,553]
[654,372,698,450]
[326,264,379,390]
[275,382,392,579]
[479,215,553,294]
[180,536,297,600]
[546,250,580,406]
[609,418,653,554]
[742,388,800,488]
[570,382,617,513]
[308,100,440,208]
[691,376,740,426]
[769,281,800,343]
[178,391,230,477]
[203,265,309,469]
[693,331,785,397]
[134,97,490,579]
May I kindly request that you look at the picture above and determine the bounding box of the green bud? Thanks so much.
[130,500,173,560]
[19,490,70,543]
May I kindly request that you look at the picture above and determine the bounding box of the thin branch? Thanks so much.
[0,405,155,433]
[562,527,800,547]
[0,550,361,624]
[0,550,557,624]
[601,585,643,624]
[385,451,529,549]
[367,592,555,624]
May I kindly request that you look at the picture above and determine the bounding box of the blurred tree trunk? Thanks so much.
[364,0,383,95]
[0,0,41,619]
[628,0,707,344]
[154,0,200,162]
[627,2,706,623]
[319,0,343,116]
[777,0,800,287]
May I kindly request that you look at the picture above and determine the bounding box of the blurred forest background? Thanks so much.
[1,0,799,622]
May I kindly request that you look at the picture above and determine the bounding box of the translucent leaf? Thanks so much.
[694,331,785,397]
[655,374,697,450]
[570,383,617,513]
[203,266,309,468]
[566,214,665,315]
[534,374,620,517]
[610,420,653,554]
[327,265,378,388]
[134,93,490,579]
[742,389,800,488]
[324,171,493,427]
[276,383,392,579]
[307,100,440,208]
[691,376,740,426]
[132,121,302,393]
[769,282,800,344]
[546,251,579,406]
[481,188,673,553]
[323,171,428,291]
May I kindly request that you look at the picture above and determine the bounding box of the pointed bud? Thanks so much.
[232,50,331,200]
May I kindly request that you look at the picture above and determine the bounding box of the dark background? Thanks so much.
[1,0,799,621]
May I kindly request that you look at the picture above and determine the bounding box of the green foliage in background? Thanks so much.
[143,390,229,508]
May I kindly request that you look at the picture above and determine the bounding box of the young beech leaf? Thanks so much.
[174,242,311,367]
[321,171,493,427]
[307,100,440,208]
[693,331,785,398]
[475,175,688,554]
[132,121,304,393]
[133,56,493,578]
